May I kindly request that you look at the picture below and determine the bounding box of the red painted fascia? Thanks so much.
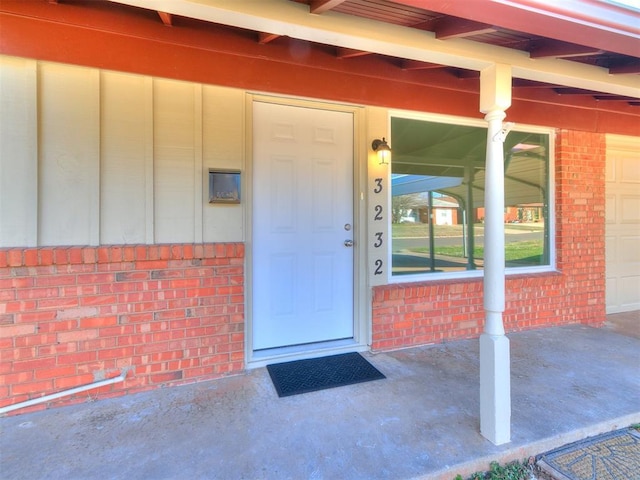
[0,0,638,135]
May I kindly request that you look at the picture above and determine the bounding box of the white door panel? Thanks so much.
[253,102,354,350]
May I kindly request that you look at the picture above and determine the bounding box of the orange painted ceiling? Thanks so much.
[1,0,639,133]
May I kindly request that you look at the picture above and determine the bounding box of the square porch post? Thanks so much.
[479,63,512,445]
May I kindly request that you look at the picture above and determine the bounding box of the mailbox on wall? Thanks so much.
[209,169,241,204]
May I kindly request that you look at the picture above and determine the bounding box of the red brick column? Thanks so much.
[0,243,244,413]
[372,129,606,351]
[554,129,606,325]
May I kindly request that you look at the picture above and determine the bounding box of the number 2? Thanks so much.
[374,205,383,221]
[374,259,383,275]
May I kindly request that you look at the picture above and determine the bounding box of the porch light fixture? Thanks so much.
[372,137,391,165]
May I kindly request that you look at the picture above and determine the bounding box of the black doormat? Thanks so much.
[266,352,385,397]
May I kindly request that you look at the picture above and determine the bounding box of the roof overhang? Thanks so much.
[393,0,640,56]
[109,0,640,98]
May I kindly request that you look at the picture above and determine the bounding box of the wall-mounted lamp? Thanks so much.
[372,137,391,165]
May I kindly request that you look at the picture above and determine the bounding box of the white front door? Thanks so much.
[252,101,354,351]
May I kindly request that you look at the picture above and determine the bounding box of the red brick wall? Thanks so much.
[372,129,606,351]
[0,243,244,413]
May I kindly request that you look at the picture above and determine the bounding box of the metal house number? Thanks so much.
[372,177,384,276]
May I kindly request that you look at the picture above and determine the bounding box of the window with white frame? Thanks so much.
[390,115,552,278]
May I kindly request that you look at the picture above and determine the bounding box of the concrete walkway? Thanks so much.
[1,320,639,480]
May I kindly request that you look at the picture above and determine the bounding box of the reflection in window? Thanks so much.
[390,117,550,277]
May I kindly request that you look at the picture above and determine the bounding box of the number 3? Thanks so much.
[374,232,383,248]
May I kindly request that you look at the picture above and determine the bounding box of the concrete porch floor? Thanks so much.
[1,316,639,480]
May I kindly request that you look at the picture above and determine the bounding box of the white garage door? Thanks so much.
[606,134,640,314]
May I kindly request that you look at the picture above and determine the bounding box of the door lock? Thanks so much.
[344,240,354,247]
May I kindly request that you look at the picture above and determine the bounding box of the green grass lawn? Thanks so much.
[393,222,546,265]
[392,223,477,238]
[409,241,543,264]
[392,222,544,238]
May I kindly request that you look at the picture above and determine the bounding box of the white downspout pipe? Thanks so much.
[0,370,128,415]
[479,64,512,446]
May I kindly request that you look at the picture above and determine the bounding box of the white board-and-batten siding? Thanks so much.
[0,56,244,248]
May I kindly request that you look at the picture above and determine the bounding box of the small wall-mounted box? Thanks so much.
[209,169,241,204]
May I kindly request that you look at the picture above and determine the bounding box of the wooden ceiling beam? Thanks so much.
[433,17,497,40]
[530,41,602,59]
[554,88,606,95]
[594,95,639,102]
[553,90,640,104]
[336,47,371,59]
[258,32,281,44]
[512,79,560,89]
[157,11,173,27]
[401,59,443,70]
[310,0,347,14]
[609,61,640,75]
[454,69,480,79]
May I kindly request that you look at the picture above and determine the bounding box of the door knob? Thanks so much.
[344,240,354,247]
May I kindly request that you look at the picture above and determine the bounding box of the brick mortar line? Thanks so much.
[0,243,245,268]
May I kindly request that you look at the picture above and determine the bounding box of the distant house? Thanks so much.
[416,197,460,225]
[476,204,544,224]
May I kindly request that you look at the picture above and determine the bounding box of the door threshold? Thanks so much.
[248,339,367,368]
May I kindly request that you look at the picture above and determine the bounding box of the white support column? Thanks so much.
[479,64,512,445]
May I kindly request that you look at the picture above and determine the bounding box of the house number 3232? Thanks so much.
[372,177,384,276]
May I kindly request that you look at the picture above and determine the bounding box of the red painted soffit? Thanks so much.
[394,0,640,57]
